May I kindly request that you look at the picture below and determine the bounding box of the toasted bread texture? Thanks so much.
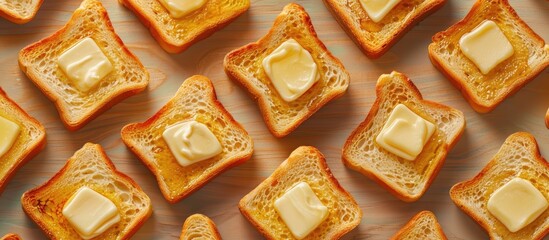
[0,88,46,194]
[0,0,42,24]
[180,214,222,240]
[121,75,253,203]
[428,0,549,113]
[343,71,465,202]
[21,143,152,240]
[391,211,447,240]
[323,0,445,58]
[18,0,149,131]
[224,3,350,138]
[450,132,549,240]
[120,0,249,53]
[0,233,21,240]
[239,146,362,239]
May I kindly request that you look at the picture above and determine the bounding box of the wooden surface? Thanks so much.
[0,0,548,239]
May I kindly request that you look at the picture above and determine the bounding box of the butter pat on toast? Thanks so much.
[121,75,253,203]
[224,3,350,138]
[21,143,152,239]
[343,71,465,202]
[428,0,549,113]
[0,0,42,24]
[120,0,249,53]
[180,214,221,240]
[239,146,362,239]
[18,0,149,131]
[323,0,446,58]
[390,211,447,240]
[450,132,549,240]
[0,88,46,194]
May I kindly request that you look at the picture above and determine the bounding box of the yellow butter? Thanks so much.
[0,116,20,158]
[62,187,120,239]
[274,182,328,239]
[359,0,401,23]
[58,37,114,92]
[376,104,435,160]
[487,178,548,232]
[262,38,320,102]
[459,20,514,74]
[163,120,222,167]
[158,0,207,18]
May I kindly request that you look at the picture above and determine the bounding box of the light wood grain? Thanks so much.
[0,0,548,239]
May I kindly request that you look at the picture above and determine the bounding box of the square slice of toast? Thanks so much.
[224,3,350,138]
[428,0,549,113]
[239,146,362,239]
[18,0,149,131]
[0,234,21,240]
[21,143,152,239]
[120,0,249,53]
[323,0,445,58]
[180,214,221,240]
[0,0,43,24]
[342,71,465,202]
[450,132,549,240]
[390,211,447,240]
[121,75,253,203]
[0,88,46,194]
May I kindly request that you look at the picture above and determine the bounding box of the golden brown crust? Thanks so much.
[121,75,253,203]
[390,211,447,240]
[428,0,549,113]
[21,143,152,240]
[18,0,149,131]
[323,0,446,58]
[180,214,222,240]
[239,146,362,239]
[342,71,465,202]
[0,233,22,240]
[224,3,350,137]
[450,132,549,239]
[120,0,249,53]
[0,88,46,194]
[545,108,549,129]
[0,0,43,24]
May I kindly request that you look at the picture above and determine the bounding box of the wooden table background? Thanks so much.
[0,0,548,239]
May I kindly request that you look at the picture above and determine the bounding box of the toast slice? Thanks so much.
[180,214,221,240]
[342,71,465,202]
[428,0,549,113]
[390,211,447,240]
[0,234,21,240]
[323,0,445,58]
[21,143,152,239]
[450,132,549,240]
[119,0,249,53]
[121,75,253,203]
[0,88,46,194]
[0,0,43,24]
[224,3,350,138]
[239,146,362,239]
[18,0,149,131]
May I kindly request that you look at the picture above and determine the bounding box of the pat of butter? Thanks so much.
[62,187,120,239]
[487,178,548,232]
[376,104,435,160]
[262,39,320,102]
[0,116,20,158]
[58,37,114,92]
[359,0,401,23]
[162,121,222,167]
[274,182,328,239]
[459,20,514,74]
[158,0,207,18]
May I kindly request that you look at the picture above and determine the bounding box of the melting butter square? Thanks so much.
[162,121,222,167]
[360,0,401,23]
[376,104,435,160]
[274,182,328,239]
[158,0,207,18]
[0,116,20,158]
